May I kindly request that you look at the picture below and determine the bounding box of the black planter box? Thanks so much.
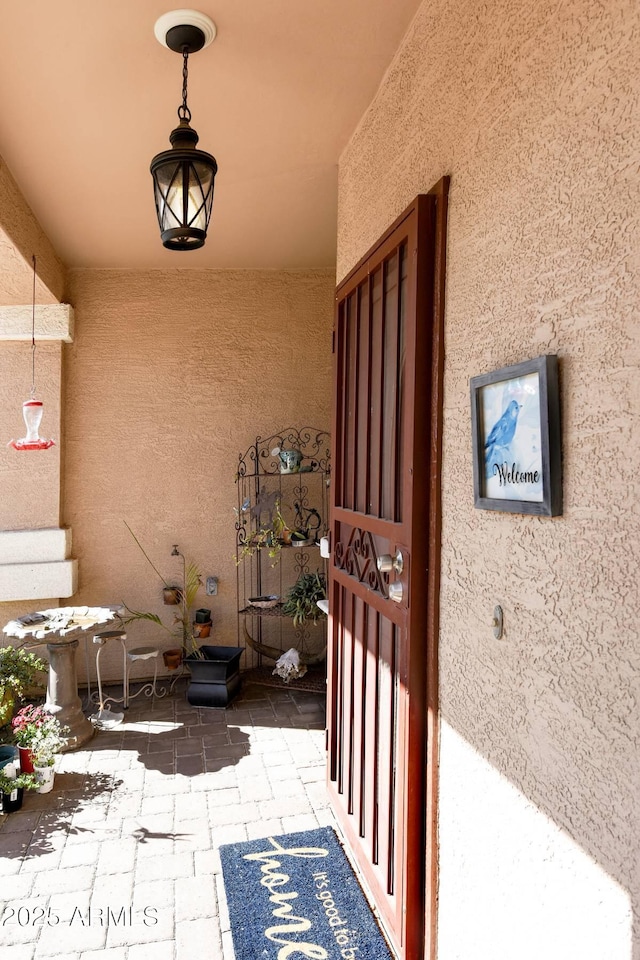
[185,645,245,708]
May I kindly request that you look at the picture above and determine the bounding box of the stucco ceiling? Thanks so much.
[0,2,422,272]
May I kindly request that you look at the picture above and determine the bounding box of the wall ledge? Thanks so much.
[0,560,78,602]
[0,528,77,601]
[0,527,71,563]
[0,304,74,342]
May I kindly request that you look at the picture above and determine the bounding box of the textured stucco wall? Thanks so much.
[0,341,62,531]
[63,268,334,682]
[0,157,65,304]
[338,0,640,957]
[0,172,67,618]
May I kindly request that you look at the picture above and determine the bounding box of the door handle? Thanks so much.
[377,550,404,575]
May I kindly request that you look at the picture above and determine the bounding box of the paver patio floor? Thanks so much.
[0,679,330,960]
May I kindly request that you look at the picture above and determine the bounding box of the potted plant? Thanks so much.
[122,526,206,664]
[235,499,289,565]
[11,704,66,774]
[184,645,245,709]
[28,715,67,793]
[282,572,327,627]
[0,647,47,729]
[124,522,183,603]
[0,758,38,813]
[123,527,245,705]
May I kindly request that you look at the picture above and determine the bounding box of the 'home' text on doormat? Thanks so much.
[220,826,391,959]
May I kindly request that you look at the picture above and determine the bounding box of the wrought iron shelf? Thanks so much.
[240,604,286,618]
[246,541,319,551]
[235,427,330,672]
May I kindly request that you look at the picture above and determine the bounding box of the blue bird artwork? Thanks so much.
[484,399,521,473]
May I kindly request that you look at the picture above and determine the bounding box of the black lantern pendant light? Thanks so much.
[151,10,218,251]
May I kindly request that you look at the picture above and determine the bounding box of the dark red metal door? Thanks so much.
[328,183,448,960]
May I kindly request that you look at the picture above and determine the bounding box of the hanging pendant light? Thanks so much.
[8,255,55,451]
[150,10,218,251]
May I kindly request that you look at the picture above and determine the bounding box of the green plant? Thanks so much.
[0,768,38,794]
[235,501,289,565]
[282,572,327,627]
[0,647,46,697]
[121,526,204,658]
[0,647,47,728]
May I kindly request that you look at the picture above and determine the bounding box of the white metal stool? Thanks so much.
[90,631,166,729]
[91,629,128,728]
[124,646,163,707]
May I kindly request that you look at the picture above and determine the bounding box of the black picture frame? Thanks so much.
[470,355,562,516]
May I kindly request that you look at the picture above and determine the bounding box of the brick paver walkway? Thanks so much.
[0,680,330,959]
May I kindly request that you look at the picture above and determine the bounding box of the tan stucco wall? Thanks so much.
[0,341,62,530]
[338,0,639,957]
[0,157,65,304]
[62,268,334,681]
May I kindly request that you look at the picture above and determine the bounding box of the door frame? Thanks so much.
[423,176,448,960]
[329,178,449,960]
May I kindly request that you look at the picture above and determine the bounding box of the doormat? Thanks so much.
[220,826,392,960]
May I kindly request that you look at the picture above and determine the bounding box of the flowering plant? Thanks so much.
[12,705,67,763]
[30,723,67,767]
[11,704,50,746]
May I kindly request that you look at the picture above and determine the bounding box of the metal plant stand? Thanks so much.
[235,428,330,680]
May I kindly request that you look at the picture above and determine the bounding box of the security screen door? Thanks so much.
[327,182,448,960]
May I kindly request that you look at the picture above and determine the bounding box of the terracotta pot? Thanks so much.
[18,746,34,774]
[163,587,182,605]
[193,621,212,639]
[162,648,183,670]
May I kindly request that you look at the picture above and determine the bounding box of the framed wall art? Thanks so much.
[470,355,562,516]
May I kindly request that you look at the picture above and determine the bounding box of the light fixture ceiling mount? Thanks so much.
[154,10,217,51]
[150,9,218,251]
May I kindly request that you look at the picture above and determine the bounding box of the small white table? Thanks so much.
[3,606,123,750]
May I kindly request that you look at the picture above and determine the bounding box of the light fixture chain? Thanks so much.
[178,47,192,123]
[30,254,37,398]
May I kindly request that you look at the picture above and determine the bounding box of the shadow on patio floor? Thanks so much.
[0,678,330,959]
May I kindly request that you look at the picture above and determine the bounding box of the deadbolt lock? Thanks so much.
[377,550,404,576]
[389,582,404,603]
